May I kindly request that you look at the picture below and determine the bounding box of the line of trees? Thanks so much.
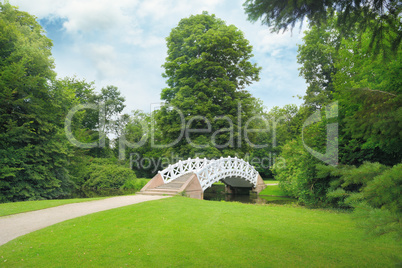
[0,3,137,202]
[0,6,267,201]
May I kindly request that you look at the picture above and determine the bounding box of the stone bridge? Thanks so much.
[140,157,266,199]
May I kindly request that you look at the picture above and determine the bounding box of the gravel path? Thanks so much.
[0,195,171,246]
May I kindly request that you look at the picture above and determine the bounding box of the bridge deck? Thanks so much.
[140,173,195,196]
[155,173,193,190]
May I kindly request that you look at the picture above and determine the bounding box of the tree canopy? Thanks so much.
[0,3,133,202]
[296,17,339,109]
[157,12,262,158]
[244,0,402,57]
[0,3,70,201]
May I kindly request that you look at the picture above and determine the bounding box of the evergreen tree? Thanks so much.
[244,0,402,57]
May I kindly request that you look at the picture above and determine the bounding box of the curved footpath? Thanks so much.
[0,195,171,246]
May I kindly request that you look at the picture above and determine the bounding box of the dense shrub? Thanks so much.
[120,178,149,191]
[81,158,137,190]
[272,139,330,207]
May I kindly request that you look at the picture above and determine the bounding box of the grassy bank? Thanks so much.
[0,197,105,217]
[263,180,278,184]
[0,197,400,267]
[259,184,288,196]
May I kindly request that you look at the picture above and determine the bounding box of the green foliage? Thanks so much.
[0,3,72,202]
[244,0,327,32]
[272,139,329,207]
[267,104,304,146]
[55,77,99,143]
[247,0,401,241]
[250,104,306,177]
[319,162,401,239]
[270,104,334,206]
[120,178,149,191]
[352,164,401,240]
[0,4,145,202]
[57,77,125,159]
[244,0,402,58]
[162,12,260,99]
[51,77,129,188]
[297,12,401,166]
[96,85,126,137]
[332,25,402,165]
[297,17,339,109]
[320,162,389,208]
[82,158,137,190]
[120,110,166,178]
[157,12,262,159]
[67,154,93,187]
[363,163,401,214]
[353,203,401,241]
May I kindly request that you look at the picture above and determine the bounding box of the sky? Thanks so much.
[7,0,307,114]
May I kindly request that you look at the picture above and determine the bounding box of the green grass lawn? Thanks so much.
[0,197,106,217]
[259,184,288,196]
[0,197,400,267]
[263,180,278,184]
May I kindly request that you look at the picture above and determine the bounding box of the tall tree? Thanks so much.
[333,24,402,166]
[273,14,401,208]
[120,110,166,178]
[244,0,402,57]
[54,77,129,184]
[296,14,401,166]
[0,3,71,201]
[157,12,262,159]
[96,85,126,137]
[297,17,339,109]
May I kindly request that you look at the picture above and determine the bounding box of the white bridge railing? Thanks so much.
[158,157,260,191]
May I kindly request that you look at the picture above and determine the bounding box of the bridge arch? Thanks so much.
[140,157,266,199]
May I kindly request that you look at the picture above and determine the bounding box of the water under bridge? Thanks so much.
[140,157,266,199]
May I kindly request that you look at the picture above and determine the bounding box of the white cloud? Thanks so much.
[8,0,307,112]
[8,0,64,17]
[84,44,126,80]
[60,2,127,33]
